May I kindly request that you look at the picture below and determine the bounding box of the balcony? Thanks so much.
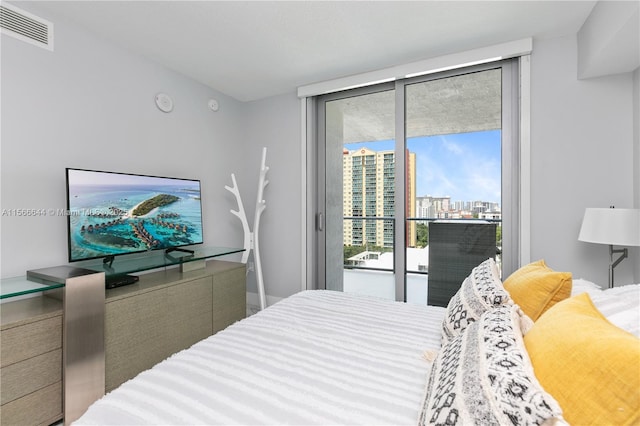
[343,217,501,304]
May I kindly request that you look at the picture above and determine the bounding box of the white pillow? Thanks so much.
[570,278,603,297]
[420,304,566,425]
[441,258,510,342]
[593,284,640,338]
[572,279,639,338]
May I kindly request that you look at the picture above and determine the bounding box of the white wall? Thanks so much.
[238,93,303,299]
[0,4,305,304]
[0,4,246,277]
[530,34,637,286]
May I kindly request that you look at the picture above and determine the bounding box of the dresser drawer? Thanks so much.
[0,381,62,426]
[212,267,246,332]
[1,349,62,405]
[0,316,62,367]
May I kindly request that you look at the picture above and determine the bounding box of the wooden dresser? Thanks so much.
[104,260,246,392]
[0,259,246,423]
[0,296,63,426]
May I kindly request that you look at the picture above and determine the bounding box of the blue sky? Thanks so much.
[345,130,501,204]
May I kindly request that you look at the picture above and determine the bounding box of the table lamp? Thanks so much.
[578,207,640,288]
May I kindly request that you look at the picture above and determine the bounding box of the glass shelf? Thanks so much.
[76,246,245,276]
[0,276,64,299]
[1,246,244,300]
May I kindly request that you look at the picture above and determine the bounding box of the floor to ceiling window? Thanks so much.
[404,68,503,305]
[313,59,519,304]
[319,87,397,299]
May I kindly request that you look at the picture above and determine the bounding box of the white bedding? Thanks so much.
[571,280,640,337]
[74,290,446,425]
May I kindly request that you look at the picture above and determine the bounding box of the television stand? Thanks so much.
[164,247,201,271]
[4,246,244,425]
[103,255,115,268]
[165,247,194,255]
[89,247,244,275]
[105,274,139,289]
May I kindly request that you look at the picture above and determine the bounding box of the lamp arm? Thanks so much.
[610,245,628,269]
[608,245,628,288]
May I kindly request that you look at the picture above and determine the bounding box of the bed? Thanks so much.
[74,259,640,425]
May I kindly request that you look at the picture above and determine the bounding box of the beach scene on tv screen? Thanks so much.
[67,169,203,261]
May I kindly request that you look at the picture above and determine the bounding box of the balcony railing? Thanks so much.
[342,216,502,304]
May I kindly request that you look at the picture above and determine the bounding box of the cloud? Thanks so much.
[411,131,501,203]
[440,136,463,155]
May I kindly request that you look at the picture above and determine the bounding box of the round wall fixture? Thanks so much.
[155,93,173,113]
[208,99,219,112]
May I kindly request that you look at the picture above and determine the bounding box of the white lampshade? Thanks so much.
[578,208,640,247]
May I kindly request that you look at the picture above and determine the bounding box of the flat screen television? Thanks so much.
[66,168,203,263]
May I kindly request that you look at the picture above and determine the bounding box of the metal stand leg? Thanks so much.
[63,273,105,425]
[27,266,106,425]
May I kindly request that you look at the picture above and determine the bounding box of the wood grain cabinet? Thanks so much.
[0,297,63,426]
[0,259,245,424]
[104,260,246,392]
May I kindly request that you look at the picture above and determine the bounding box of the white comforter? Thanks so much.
[74,290,446,425]
[571,281,640,337]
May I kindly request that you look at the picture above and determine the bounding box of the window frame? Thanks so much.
[305,57,527,299]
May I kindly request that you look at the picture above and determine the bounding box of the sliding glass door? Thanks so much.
[318,86,397,300]
[314,59,519,303]
[404,68,504,305]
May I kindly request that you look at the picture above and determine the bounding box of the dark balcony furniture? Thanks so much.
[427,221,497,307]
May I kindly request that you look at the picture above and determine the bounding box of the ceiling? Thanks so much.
[26,1,599,102]
[331,68,502,143]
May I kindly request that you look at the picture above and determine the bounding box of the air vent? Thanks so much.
[0,3,53,51]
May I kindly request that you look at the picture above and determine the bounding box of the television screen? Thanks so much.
[66,168,203,262]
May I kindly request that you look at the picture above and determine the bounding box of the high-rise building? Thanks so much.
[417,196,499,219]
[343,147,416,248]
[416,196,451,219]
[405,150,416,247]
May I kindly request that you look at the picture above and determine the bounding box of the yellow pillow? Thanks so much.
[503,259,572,320]
[524,293,640,425]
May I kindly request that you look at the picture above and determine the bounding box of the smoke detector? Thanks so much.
[155,93,173,113]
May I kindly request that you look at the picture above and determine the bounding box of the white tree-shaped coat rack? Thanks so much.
[225,147,269,310]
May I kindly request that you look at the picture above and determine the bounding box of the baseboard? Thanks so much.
[245,292,284,316]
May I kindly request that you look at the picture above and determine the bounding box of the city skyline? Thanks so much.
[345,129,501,205]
